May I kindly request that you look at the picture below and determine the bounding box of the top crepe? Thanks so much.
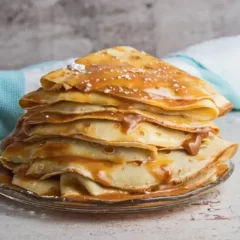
[39,46,232,120]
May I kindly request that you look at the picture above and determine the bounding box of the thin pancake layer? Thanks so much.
[20,89,219,121]
[12,175,60,196]
[60,161,228,199]
[1,138,155,164]
[23,101,219,134]
[12,161,227,200]
[60,173,127,197]
[24,120,200,151]
[40,46,232,117]
[23,136,237,191]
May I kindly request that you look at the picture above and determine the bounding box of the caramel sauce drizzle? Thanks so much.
[42,49,211,104]
[146,156,173,183]
[182,132,209,156]
[121,114,144,133]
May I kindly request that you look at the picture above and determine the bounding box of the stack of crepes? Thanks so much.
[0,47,238,201]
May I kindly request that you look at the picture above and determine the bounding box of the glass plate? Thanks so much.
[0,162,234,213]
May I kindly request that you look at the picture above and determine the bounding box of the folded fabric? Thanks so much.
[163,35,240,110]
[1,36,240,139]
[0,59,75,140]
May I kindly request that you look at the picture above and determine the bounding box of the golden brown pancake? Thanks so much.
[22,101,219,134]
[12,136,236,191]
[40,47,231,117]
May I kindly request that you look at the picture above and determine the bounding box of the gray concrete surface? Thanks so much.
[0,0,240,69]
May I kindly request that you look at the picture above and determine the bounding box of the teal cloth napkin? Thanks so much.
[0,71,25,139]
[164,54,240,110]
[0,59,74,140]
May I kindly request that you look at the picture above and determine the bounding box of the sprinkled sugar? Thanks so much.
[68,61,86,72]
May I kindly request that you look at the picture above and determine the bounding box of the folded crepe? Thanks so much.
[0,46,238,202]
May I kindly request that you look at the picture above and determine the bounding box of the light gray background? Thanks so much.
[0,0,240,69]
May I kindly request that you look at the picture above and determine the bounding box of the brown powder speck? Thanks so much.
[132,55,141,59]
[139,130,145,136]
[83,122,91,128]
